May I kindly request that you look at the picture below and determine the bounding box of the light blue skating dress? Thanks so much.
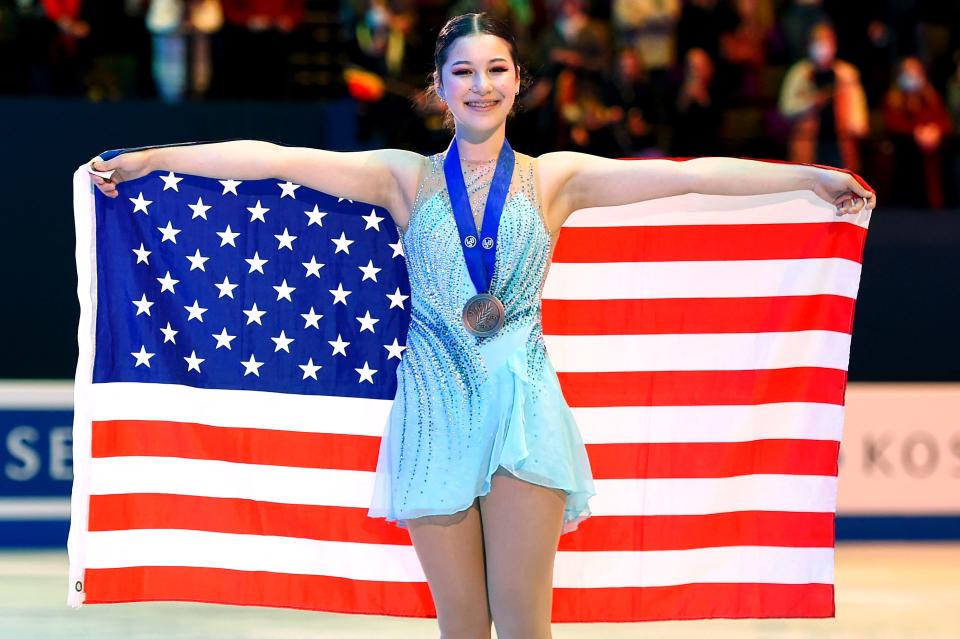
[367,147,596,535]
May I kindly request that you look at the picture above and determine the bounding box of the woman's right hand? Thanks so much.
[89,150,153,198]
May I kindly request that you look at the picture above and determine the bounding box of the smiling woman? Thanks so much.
[87,11,876,639]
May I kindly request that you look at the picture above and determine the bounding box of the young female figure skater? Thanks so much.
[89,13,875,639]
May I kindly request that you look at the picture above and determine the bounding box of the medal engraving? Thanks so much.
[462,293,505,337]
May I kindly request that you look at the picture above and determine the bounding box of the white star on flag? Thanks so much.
[273,279,295,302]
[129,192,152,214]
[302,256,324,278]
[358,260,382,282]
[132,293,153,316]
[130,345,154,367]
[278,181,301,198]
[384,338,406,360]
[362,208,385,231]
[298,358,322,380]
[214,275,238,298]
[301,307,323,329]
[247,200,270,222]
[243,303,266,325]
[160,322,178,344]
[184,351,205,373]
[275,228,297,250]
[328,334,349,356]
[186,249,210,271]
[270,330,295,353]
[157,271,179,294]
[217,225,240,247]
[158,221,181,243]
[355,361,377,383]
[218,179,241,195]
[159,171,183,191]
[132,243,151,264]
[386,287,409,309]
[245,252,268,274]
[184,300,208,322]
[240,354,263,377]
[188,197,212,220]
[355,310,379,333]
[329,282,351,305]
[330,231,353,254]
[212,327,236,350]
[304,205,327,227]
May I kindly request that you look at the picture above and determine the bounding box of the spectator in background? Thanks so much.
[780,0,828,63]
[883,56,952,209]
[671,47,722,157]
[527,0,612,149]
[718,0,776,105]
[39,0,92,95]
[348,0,414,80]
[778,22,868,172]
[146,0,186,103]
[602,47,662,156]
[675,0,728,63]
[611,0,680,128]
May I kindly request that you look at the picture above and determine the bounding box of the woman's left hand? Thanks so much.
[811,167,877,215]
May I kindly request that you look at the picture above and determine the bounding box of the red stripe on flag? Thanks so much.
[88,493,411,545]
[562,511,836,551]
[91,422,837,478]
[91,420,380,470]
[558,367,848,407]
[83,566,437,618]
[82,566,834,621]
[586,439,840,479]
[552,222,866,263]
[542,295,857,335]
[551,582,835,621]
[88,494,833,551]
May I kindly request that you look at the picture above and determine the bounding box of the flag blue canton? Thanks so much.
[92,171,410,400]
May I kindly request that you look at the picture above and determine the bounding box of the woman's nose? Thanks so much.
[473,72,492,92]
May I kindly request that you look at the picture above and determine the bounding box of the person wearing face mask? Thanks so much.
[778,22,868,172]
[883,56,952,209]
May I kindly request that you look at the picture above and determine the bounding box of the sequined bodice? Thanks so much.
[397,149,552,397]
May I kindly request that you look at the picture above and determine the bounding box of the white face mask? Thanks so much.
[898,72,923,92]
[809,41,834,65]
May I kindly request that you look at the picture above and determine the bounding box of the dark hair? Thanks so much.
[417,13,531,132]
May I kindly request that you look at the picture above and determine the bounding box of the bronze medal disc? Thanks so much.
[462,293,505,337]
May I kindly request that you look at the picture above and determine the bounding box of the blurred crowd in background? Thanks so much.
[2,0,959,208]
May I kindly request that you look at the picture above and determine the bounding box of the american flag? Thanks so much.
[68,160,872,622]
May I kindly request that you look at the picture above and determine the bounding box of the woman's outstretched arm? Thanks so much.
[537,151,877,229]
[89,140,425,224]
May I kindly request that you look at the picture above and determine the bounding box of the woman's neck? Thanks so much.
[454,127,507,162]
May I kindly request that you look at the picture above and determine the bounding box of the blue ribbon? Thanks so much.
[443,137,515,296]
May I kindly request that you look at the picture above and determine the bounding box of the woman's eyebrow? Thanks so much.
[450,57,510,65]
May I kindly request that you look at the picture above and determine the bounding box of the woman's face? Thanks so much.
[436,33,520,136]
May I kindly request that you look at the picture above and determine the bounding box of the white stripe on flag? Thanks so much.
[544,330,852,372]
[84,528,834,587]
[564,189,870,229]
[572,403,845,443]
[88,456,837,515]
[90,382,392,435]
[542,258,862,300]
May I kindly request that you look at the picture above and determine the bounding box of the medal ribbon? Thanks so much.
[443,137,515,296]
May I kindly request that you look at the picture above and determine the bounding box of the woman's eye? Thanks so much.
[454,70,471,75]
[492,67,509,72]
